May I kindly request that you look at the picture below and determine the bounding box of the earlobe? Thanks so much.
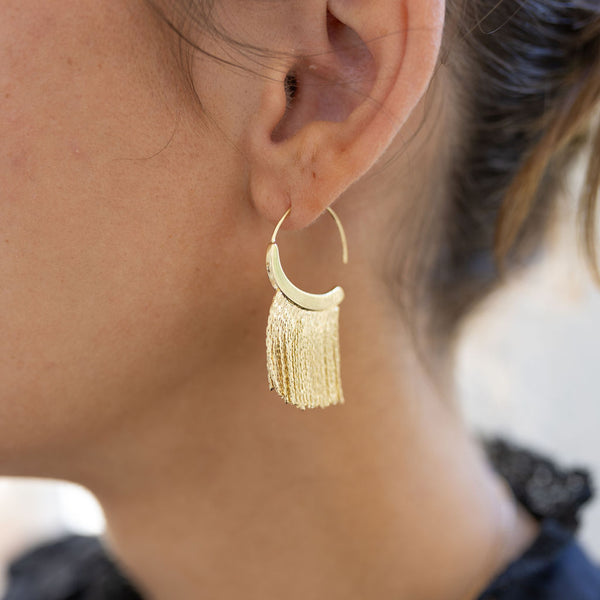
[245,0,445,231]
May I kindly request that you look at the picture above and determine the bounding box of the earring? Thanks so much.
[265,207,348,410]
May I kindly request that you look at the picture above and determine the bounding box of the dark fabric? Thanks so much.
[477,520,600,599]
[2,535,142,600]
[3,435,600,599]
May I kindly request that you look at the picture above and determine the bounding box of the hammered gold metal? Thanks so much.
[265,207,348,409]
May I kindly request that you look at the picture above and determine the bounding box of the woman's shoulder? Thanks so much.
[476,436,600,599]
[3,435,600,600]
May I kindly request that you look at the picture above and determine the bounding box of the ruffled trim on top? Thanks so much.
[482,436,594,531]
[477,435,596,599]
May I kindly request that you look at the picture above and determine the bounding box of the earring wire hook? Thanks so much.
[270,207,348,265]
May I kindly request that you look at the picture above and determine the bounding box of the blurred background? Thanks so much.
[0,168,599,593]
[455,158,600,559]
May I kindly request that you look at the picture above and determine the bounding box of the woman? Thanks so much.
[1,0,600,598]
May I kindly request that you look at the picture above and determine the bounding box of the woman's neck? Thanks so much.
[84,286,538,600]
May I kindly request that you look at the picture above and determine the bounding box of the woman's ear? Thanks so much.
[244,0,446,230]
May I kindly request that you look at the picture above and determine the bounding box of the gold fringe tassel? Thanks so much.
[266,290,344,409]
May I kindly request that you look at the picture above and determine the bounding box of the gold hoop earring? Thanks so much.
[265,207,348,410]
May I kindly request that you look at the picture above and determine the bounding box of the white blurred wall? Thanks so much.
[0,480,104,593]
[456,180,600,558]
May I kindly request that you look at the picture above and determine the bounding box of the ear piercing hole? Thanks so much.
[284,71,298,106]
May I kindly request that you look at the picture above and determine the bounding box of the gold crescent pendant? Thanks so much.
[266,243,344,310]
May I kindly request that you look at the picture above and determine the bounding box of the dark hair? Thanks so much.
[431,0,600,346]
[148,0,600,352]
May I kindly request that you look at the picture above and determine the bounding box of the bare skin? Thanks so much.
[94,297,540,600]
[0,1,539,599]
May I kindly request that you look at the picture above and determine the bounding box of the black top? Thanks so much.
[3,436,600,600]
